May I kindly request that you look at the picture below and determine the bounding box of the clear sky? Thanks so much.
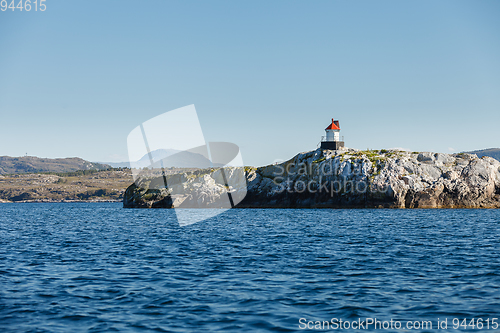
[1,0,499,166]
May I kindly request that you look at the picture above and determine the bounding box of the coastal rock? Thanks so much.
[124,150,500,209]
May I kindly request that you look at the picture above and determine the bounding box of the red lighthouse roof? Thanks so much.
[325,118,340,130]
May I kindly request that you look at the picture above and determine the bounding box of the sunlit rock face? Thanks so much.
[124,149,500,209]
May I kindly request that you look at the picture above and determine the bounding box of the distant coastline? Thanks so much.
[0,199,121,203]
[0,170,131,203]
[1,148,499,206]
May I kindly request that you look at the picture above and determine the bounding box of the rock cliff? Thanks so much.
[123,149,500,209]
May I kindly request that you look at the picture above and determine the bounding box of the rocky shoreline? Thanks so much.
[123,148,500,209]
[0,199,122,203]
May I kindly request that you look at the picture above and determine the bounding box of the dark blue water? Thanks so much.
[1,204,500,332]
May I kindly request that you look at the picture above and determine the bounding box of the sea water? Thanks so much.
[1,203,500,332]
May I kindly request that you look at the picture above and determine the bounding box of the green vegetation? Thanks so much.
[76,189,119,200]
[312,156,326,164]
[38,167,129,178]
[358,150,386,164]
[244,166,257,173]
[143,189,164,201]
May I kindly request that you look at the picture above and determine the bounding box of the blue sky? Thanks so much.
[1,0,499,166]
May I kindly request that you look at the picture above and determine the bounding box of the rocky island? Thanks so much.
[123,149,500,209]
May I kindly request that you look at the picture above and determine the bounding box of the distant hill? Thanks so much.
[102,161,131,168]
[138,149,181,163]
[0,156,111,175]
[463,148,500,162]
[99,149,180,169]
[103,149,223,169]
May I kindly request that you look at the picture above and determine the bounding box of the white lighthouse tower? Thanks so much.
[320,118,344,150]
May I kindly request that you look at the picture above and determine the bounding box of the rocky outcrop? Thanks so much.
[123,149,500,209]
[123,168,247,208]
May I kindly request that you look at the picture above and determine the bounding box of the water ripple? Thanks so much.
[1,204,500,332]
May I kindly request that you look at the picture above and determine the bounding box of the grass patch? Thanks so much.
[312,156,326,164]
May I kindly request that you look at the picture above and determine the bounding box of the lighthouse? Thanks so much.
[320,118,345,150]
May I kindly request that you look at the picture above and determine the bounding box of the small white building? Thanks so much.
[320,118,345,150]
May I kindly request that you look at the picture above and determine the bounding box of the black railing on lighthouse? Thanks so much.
[319,135,344,142]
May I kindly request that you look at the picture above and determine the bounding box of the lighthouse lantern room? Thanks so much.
[320,118,345,150]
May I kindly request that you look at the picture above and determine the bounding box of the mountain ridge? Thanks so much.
[101,148,223,169]
[0,156,111,175]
